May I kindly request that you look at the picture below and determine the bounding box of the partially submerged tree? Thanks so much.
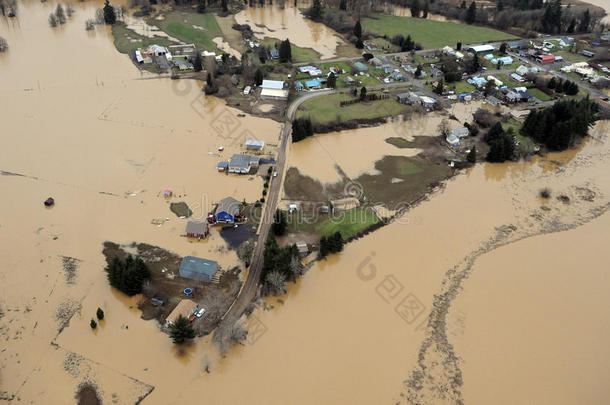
[96,307,104,320]
[0,36,7,52]
[103,0,116,24]
[105,255,150,296]
[272,209,288,236]
[170,315,195,344]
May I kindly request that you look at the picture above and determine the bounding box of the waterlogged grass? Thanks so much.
[155,11,222,51]
[316,207,380,239]
[296,93,407,124]
[362,14,517,49]
[112,22,174,54]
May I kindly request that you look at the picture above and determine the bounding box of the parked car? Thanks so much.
[196,308,206,318]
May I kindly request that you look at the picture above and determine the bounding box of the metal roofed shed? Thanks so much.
[468,44,495,54]
[261,80,285,89]
[449,127,470,138]
[179,256,218,282]
[353,61,369,72]
[245,139,265,150]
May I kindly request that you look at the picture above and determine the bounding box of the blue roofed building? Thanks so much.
[179,256,218,282]
[305,78,324,89]
[354,61,369,72]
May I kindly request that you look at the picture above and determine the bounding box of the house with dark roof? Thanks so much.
[215,197,241,223]
[229,154,252,174]
[179,256,218,282]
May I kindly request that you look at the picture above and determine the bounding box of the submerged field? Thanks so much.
[362,15,518,48]
[154,11,223,52]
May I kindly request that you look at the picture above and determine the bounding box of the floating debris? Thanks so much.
[44,197,55,207]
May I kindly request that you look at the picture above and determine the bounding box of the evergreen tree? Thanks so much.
[103,0,116,24]
[497,0,503,11]
[414,65,422,78]
[90,319,97,329]
[221,0,228,12]
[254,68,263,86]
[547,76,556,89]
[460,0,466,8]
[354,19,362,39]
[434,79,444,95]
[327,72,337,88]
[359,86,367,100]
[339,0,346,10]
[169,315,195,344]
[55,4,66,24]
[456,42,462,50]
[96,307,104,320]
[484,79,495,96]
[272,209,287,236]
[422,1,429,18]
[499,42,507,54]
[410,0,421,18]
[197,0,206,13]
[193,53,203,71]
[465,1,476,24]
[355,38,364,49]
[310,0,322,20]
[467,146,477,163]
[279,39,292,63]
[567,18,576,33]
[579,9,590,32]
[105,255,150,296]
[470,53,481,72]
[206,72,213,86]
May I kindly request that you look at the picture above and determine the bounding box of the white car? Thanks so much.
[196,308,206,318]
[273,171,278,177]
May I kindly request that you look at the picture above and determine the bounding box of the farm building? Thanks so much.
[449,127,470,139]
[260,88,289,100]
[165,299,199,326]
[185,221,209,239]
[468,44,495,54]
[245,139,265,150]
[229,154,253,174]
[215,197,241,223]
[261,80,285,90]
[168,44,197,59]
[397,92,420,104]
[179,256,218,283]
[353,62,369,72]
[536,54,555,64]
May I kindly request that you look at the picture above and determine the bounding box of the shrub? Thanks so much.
[96,307,104,320]
[90,319,97,329]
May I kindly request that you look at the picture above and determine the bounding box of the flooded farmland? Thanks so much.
[1,1,610,405]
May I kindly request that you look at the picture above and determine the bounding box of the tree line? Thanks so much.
[261,236,304,294]
[521,97,598,151]
[292,117,314,142]
[319,232,344,258]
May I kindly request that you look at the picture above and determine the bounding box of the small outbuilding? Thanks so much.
[165,299,199,326]
[185,221,209,239]
[245,139,265,150]
[179,256,219,283]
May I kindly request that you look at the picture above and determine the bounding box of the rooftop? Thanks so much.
[261,80,284,90]
[166,299,198,325]
[179,256,218,277]
[229,153,252,169]
[217,196,241,215]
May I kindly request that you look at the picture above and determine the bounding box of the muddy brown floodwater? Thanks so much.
[1,1,610,405]
[234,1,346,59]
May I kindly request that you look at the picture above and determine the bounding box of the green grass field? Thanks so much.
[450,81,476,93]
[527,87,552,101]
[316,207,379,239]
[494,73,523,88]
[362,15,518,49]
[296,93,407,124]
[554,50,589,63]
[155,11,222,52]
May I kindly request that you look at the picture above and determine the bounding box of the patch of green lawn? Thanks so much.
[450,81,476,93]
[494,73,522,88]
[362,14,518,49]
[262,39,321,63]
[555,50,589,62]
[527,87,552,101]
[316,207,379,239]
[155,11,222,52]
[296,93,407,124]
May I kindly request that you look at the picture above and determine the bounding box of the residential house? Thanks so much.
[228,154,253,174]
[245,139,265,151]
[582,50,595,57]
[419,96,437,109]
[510,73,525,82]
[430,67,443,78]
[559,37,574,47]
[397,92,421,105]
[369,57,383,67]
[536,54,555,64]
[343,76,356,85]
[446,133,460,146]
[185,221,209,239]
[165,299,199,326]
[215,197,241,223]
[295,81,305,91]
[515,65,529,76]
[179,256,218,282]
[491,56,513,66]
[486,95,502,107]
[305,78,324,89]
[449,127,470,139]
[217,161,228,172]
[174,60,193,71]
[168,44,197,60]
[296,242,309,257]
[270,48,280,59]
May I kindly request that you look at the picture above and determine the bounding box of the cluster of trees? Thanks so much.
[0,0,17,17]
[319,232,344,258]
[204,72,219,94]
[103,0,116,24]
[340,90,389,105]
[390,34,418,52]
[105,255,151,296]
[308,0,323,20]
[546,77,578,96]
[521,98,597,151]
[409,0,430,18]
[89,308,105,329]
[485,122,515,162]
[292,117,314,142]
[262,236,303,294]
[49,4,72,27]
[278,39,292,63]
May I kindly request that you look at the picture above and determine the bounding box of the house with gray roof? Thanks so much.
[229,154,253,174]
[179,256,218,282]
[215,197,241,223]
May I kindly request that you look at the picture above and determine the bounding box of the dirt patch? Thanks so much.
[283,167,327,201]
[102,242,242,337]
[75,383,101,405]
